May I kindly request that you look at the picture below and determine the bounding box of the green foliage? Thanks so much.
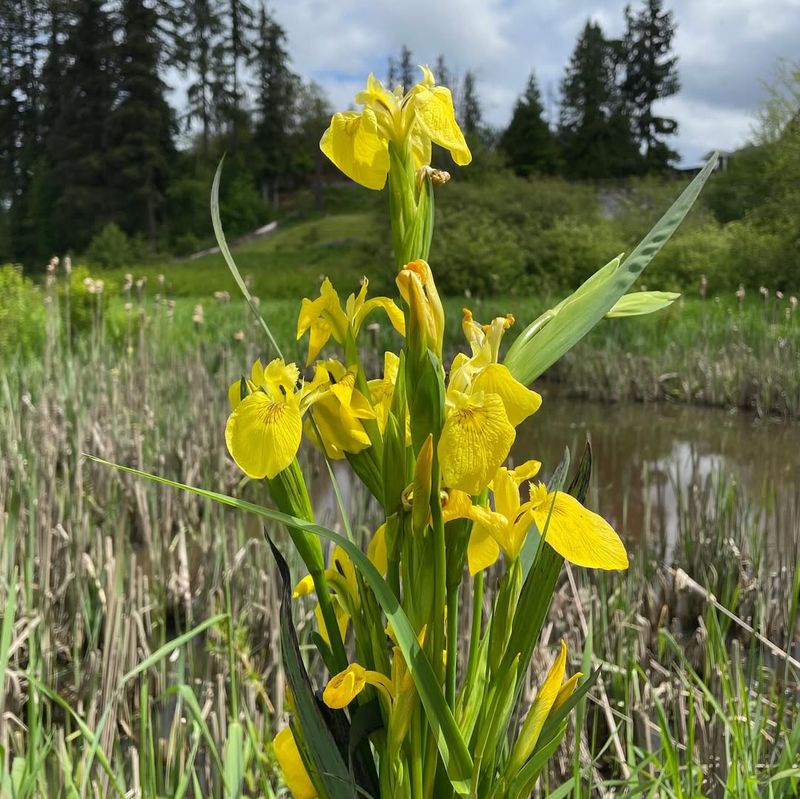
[0,264,44,356]
[500,73,559,177]
[84,223,146,269]
[431,174,623,295]
[558,21,642,179]
[620,0,680,170]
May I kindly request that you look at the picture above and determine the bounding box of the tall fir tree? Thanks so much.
[434,54,450,89]
[174,0,226,156]
[459,70,482,136]
[45,0,118,253]
[559,20,641,178]
[621,0,680,170]
[250,4,296,205]
[107,0,175,244]
[500,72,559,176]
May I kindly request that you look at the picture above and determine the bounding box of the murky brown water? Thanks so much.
[514,387,800,560]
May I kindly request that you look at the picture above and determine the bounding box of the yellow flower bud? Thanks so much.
[396,259,444,358]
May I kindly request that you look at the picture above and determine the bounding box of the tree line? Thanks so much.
[0,0,679,269]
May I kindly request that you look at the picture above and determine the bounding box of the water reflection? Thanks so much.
[513,389,800,561]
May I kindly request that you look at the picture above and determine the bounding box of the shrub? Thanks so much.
[0,264,45,356]
[84,223,146,269]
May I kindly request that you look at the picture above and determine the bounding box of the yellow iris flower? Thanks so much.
[320,67,471,191]
[304,360,376,459]
[467,460,542,574]
[273,727,317,799]
[438,312,542,494]
[297,277,404,366]
[225,359,315,480]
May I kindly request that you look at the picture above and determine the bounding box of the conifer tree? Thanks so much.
[250,3,296,205]
[500,72,559,176]
[621,0,680,170]
[46,0,117,252]
[174,0,226,155]
[459,70,482,136]
[434,54,450,89]
[107,0,175,244]
[559,20,641,178]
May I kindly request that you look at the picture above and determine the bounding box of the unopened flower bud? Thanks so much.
[396,259,444,358]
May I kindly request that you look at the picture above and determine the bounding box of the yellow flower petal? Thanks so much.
[467,521,501,574]
[320,109,390,191]
[323,663,367,708]
[412,76,471,166]
[472,363,542,427]
[529,486,629,570]
[314,600,349,649]
[368,524,388,574]
[439,391,515,494]
[273,727,317,799]
[225,391,301,480]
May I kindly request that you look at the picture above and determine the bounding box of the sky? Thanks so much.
[265,0,800,167]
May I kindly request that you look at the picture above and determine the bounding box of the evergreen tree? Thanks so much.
[559,20,641,178]
[434,54,450,89]
[621,0,679,170]
[500,72,559,176]
[459,70,481,135]
[174,0,226,155]
[107,0,175,244]
[250,4,296,205]
[45,0,117,252]
[398,45,414,90]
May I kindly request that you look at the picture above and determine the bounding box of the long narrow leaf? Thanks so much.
[504,153,718,384]
[211,158,284,358]
[87,455,475,795]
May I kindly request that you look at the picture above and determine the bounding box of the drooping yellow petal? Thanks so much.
[320,109,390,191]
[467,521,501,574]
[472,363,542,427]
[273,727,317,799]
[356,296,406,337]
[528,484,629,570]
[225,391,301,480]
[297,279,348,365]
[412,71,471,166]
[439,391,515,494]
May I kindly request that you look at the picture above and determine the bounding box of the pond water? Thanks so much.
[514,388,800,562]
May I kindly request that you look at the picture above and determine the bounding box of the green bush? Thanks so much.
[0,264,45,356]
[84,222,147,268]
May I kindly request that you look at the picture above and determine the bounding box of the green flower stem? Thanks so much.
[446,582,460,711]
[465,571,485,692]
